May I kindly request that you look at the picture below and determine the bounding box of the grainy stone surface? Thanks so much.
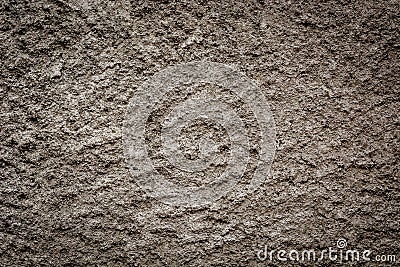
[0,0,399,266]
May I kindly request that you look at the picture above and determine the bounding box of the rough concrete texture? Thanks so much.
[0,0,399,266]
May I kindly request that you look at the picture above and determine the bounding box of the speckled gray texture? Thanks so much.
[0,0,399,266]
[123,61,276,207]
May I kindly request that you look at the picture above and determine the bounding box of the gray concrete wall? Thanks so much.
[0,0,398,266]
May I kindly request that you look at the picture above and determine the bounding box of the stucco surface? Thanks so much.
[0,0,399,266]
